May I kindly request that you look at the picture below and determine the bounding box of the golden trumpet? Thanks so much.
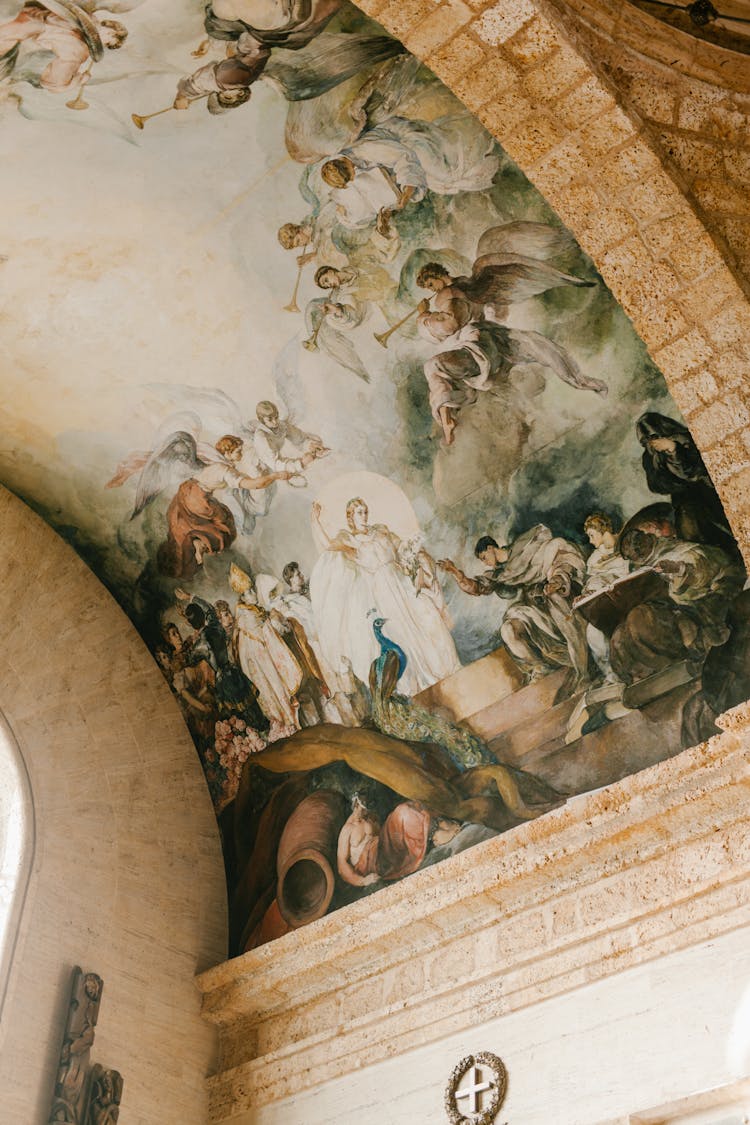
[66,87,89,111]
[283,261,304,313]
[373,303,422,349]
[131,105,176,130]
[302,318,323,351]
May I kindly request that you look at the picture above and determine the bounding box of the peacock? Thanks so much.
[371,616,407,688]
[369,616,493,769]
[367,618,565,818]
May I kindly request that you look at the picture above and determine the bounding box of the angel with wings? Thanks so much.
[106,430,293,579]
[414,220,608,445]
[0,0,131,96]
[301,264,376,382]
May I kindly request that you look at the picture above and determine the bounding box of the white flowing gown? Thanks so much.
[310,524,460,696]
[233,601,303,736]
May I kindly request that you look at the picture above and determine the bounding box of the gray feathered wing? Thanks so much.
[318,320,370,382]
[464,253,594,313]
[475,220,576,262]
[129,431,206,520]
[304,298,370,382]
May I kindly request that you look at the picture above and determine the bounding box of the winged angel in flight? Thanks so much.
[414,221,608,445]
[106,418,294,580]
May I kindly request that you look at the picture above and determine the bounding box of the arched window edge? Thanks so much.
[0,708,35,1029]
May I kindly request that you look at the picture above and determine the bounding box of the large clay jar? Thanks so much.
[276,790,348,928]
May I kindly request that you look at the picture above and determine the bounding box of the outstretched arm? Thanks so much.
[237,469,292,490]
[312,502,357,559]
[438,559,491,596]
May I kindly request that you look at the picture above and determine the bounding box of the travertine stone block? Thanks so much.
[473,0,536,46]
[655,329,716,382]
[452,55,519,110]
[426,31,488,84]
[704,301,750,348]
[628,80,677,126]
[576,106,636,162]
[502,111,568,165]
[614,258,682,316]
[501,15,562,69]
[552,77,618,131]
[377,0,435,40]
[690,395,750,449]
[403,0,472,54]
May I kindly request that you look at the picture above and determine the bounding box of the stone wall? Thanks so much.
[198,707,750,1120]
[0,486,227,1125]
[211,924,750,1123]
[550,0,750,291]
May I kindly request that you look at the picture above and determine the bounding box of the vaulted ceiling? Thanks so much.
[2,0,749,961]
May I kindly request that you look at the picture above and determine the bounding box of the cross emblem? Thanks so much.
[455,1064,494,1114]
[445,1051,507,1125]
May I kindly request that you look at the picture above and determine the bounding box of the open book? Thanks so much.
[573,567,667,635]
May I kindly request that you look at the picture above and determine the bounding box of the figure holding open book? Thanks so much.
[578,513,629,682]
[609,528,744,684]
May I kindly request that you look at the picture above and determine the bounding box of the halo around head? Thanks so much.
[313,471,421,544]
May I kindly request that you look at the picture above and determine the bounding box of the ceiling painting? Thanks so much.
[0,0,746,956]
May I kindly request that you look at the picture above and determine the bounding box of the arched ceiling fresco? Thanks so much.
[1,0,747,957]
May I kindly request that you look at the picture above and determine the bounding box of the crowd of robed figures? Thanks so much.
[150,404,747,816]
[440,411,747,743]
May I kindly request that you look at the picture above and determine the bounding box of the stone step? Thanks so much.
[465,667,570,744]
[414,644,524,723]
[485,687,582,768]
[517,679,698,797]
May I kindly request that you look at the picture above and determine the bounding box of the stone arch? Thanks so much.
[352,0,750,558]
[0,485,227,1122]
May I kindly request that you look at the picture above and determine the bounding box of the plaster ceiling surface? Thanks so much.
[0,0,746,958]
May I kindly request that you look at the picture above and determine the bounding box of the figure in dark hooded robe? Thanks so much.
[636,412,737,553]
[609,527,744,685]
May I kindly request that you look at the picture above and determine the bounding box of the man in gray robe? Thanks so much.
[440,525,591,685]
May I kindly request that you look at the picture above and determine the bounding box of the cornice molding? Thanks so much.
[197,703,750,1119]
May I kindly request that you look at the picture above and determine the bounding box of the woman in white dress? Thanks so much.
[309,498,460,696]
[230,564,303,740]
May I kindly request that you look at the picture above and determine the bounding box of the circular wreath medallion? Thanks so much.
[444,1052,508,1125]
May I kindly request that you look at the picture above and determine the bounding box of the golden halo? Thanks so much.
[312,470,421,545]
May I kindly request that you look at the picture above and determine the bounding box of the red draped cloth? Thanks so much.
[157,478,237,579]
[377,802,431,881]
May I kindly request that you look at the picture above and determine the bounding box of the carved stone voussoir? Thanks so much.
[197,707,750,1121]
